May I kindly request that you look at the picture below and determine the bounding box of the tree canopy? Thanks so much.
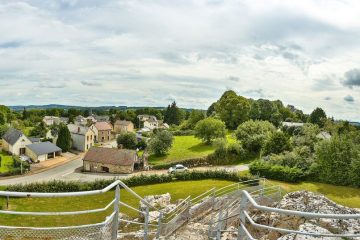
[56,124,72,152]
[148,130,174,155]
[117,132,138,150]
[194,117,226,144]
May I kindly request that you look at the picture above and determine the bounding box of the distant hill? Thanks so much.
[8,104,196,112]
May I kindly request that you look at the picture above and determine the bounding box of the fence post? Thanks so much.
[144,206,149,240]
[112,185,120,240]
[237,192,248,240]
[156,212,163,239]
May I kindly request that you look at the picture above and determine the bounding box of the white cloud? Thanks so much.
[0,0,359,121]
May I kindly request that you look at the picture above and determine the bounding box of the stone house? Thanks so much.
[83,147,137,174]
[25,142,62,162]
[94,122,113,142]
[67,124,96,152]
[114,120,134,133]
[43,116,69,126]
[2,128,32,155]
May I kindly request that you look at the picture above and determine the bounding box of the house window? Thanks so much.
[87,136,89,141]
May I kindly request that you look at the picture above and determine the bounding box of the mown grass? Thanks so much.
[149,134,236,165]
[0,179,234,227]
[0,151,14,173]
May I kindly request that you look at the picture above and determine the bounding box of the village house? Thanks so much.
[83,147,138,174]
[42,116,68,126]
[2,128,32,155]
[25,142,62,162]
[67,124,96,152]
[114,120,134,133]
[94,122,113,142]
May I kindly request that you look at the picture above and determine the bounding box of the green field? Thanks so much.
[0,151,14,173]
[0,179,234,227]
[149,134,236,165]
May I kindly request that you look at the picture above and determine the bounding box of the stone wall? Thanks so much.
[83,160,133,174]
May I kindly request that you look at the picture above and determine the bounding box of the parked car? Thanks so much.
[20,155,33,164]
[168,164,188,174]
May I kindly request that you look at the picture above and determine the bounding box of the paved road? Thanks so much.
[0,155,249,185]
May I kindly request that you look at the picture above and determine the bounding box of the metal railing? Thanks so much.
[209,185,360,240]
[0,180,162,240]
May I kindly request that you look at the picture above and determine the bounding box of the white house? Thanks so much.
[67,124,96,152]
[2,128,32,156]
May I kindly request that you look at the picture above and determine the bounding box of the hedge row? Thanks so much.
[151,157,209,170]
[249,160,306,183]
[5,170,254,193]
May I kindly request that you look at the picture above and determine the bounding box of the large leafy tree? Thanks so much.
[56,124,72,152]
[181,110,205,129]
[30,122,48,137]
[309,107,327,127]
[148,130,174,155]
[194,117,226,144]
[215,90,250,129]
[235,120,276,153]
[117,132,138,150]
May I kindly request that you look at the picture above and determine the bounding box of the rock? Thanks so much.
[277,223,342,240]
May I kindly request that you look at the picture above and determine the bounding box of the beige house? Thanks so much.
[114,120,134,133]
[2,128,32,155]
[25,142,62,162]
[83,147,137,174]
[43,116,69,126]
[94,122,113,142]
[67,124,96,152]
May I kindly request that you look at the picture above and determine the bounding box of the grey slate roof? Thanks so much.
[2,128,24,145]
[26,142,62,156]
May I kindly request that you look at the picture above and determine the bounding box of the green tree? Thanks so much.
[194,117,226,144]
[117,132,138,150]
[207,102,216,116]
[0,112,6,125]
[309,107,327,127]
[56,124,72,152]
[0,124,9,137]
[181,110,205,129]
[164,101,185,125]
[215,90,250,129]
[148,130,174,155]
[30,122,47,137]
[263,131,291,155]
[235,120,276,153]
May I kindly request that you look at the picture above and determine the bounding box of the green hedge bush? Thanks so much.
[5,170,253,192]
[151,157,209,170]
[249,160,306,183]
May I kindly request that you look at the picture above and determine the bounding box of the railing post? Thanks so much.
[156,212,163,239]
[144,206,149,240]
[211,188,216,210]
[208,218,214,239]
[216,210,223,240]
[237,192,248,240]
[112,185,120,240]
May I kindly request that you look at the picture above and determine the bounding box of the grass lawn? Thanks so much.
[0,179,234,227]
[0,151,14,173]
[268,180,360,208]
[149,134,237,165]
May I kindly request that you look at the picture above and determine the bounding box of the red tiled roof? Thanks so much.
[83,147,136,166]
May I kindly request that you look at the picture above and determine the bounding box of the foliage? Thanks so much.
[291,123,320,152]
[180,110,205,130]
[172,129,195,136]
[207,102,216,116]
[151,156,209,169]
[262,131,291,155]
[117,132,138,150]
[215,90,251,129]
[136,138,147,150]
[164,101,185,125]
[235,120,276,153]
[249,160,306,182]
[5,170,250,192]
[208,140,246,165]
[148,130,174,155]
[309,107,327,127]
[29,122,47,137]
[267,147,313,171]
[194,117,226,144]
[0,124,9,137]
[312,135,360,186]
[56,124,72,152]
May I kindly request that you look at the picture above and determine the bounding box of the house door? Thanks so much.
[101,166,109,173]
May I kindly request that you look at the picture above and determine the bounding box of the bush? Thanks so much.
[207,140,247,165]
[5,170,255,192]
[194,118,226,144]
[172,129,195,136]
[262,131,291,156]
[249,160,306,183]
[148,130,173,155]
[117,132,138,149]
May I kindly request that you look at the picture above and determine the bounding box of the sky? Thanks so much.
[0,0,360,121]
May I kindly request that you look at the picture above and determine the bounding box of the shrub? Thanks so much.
[117,132,138,149]
[172,130,195,136]
[5,170,255,192]
[262,131,291,156]
[249,160,306,182]
[148,130,173,155]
